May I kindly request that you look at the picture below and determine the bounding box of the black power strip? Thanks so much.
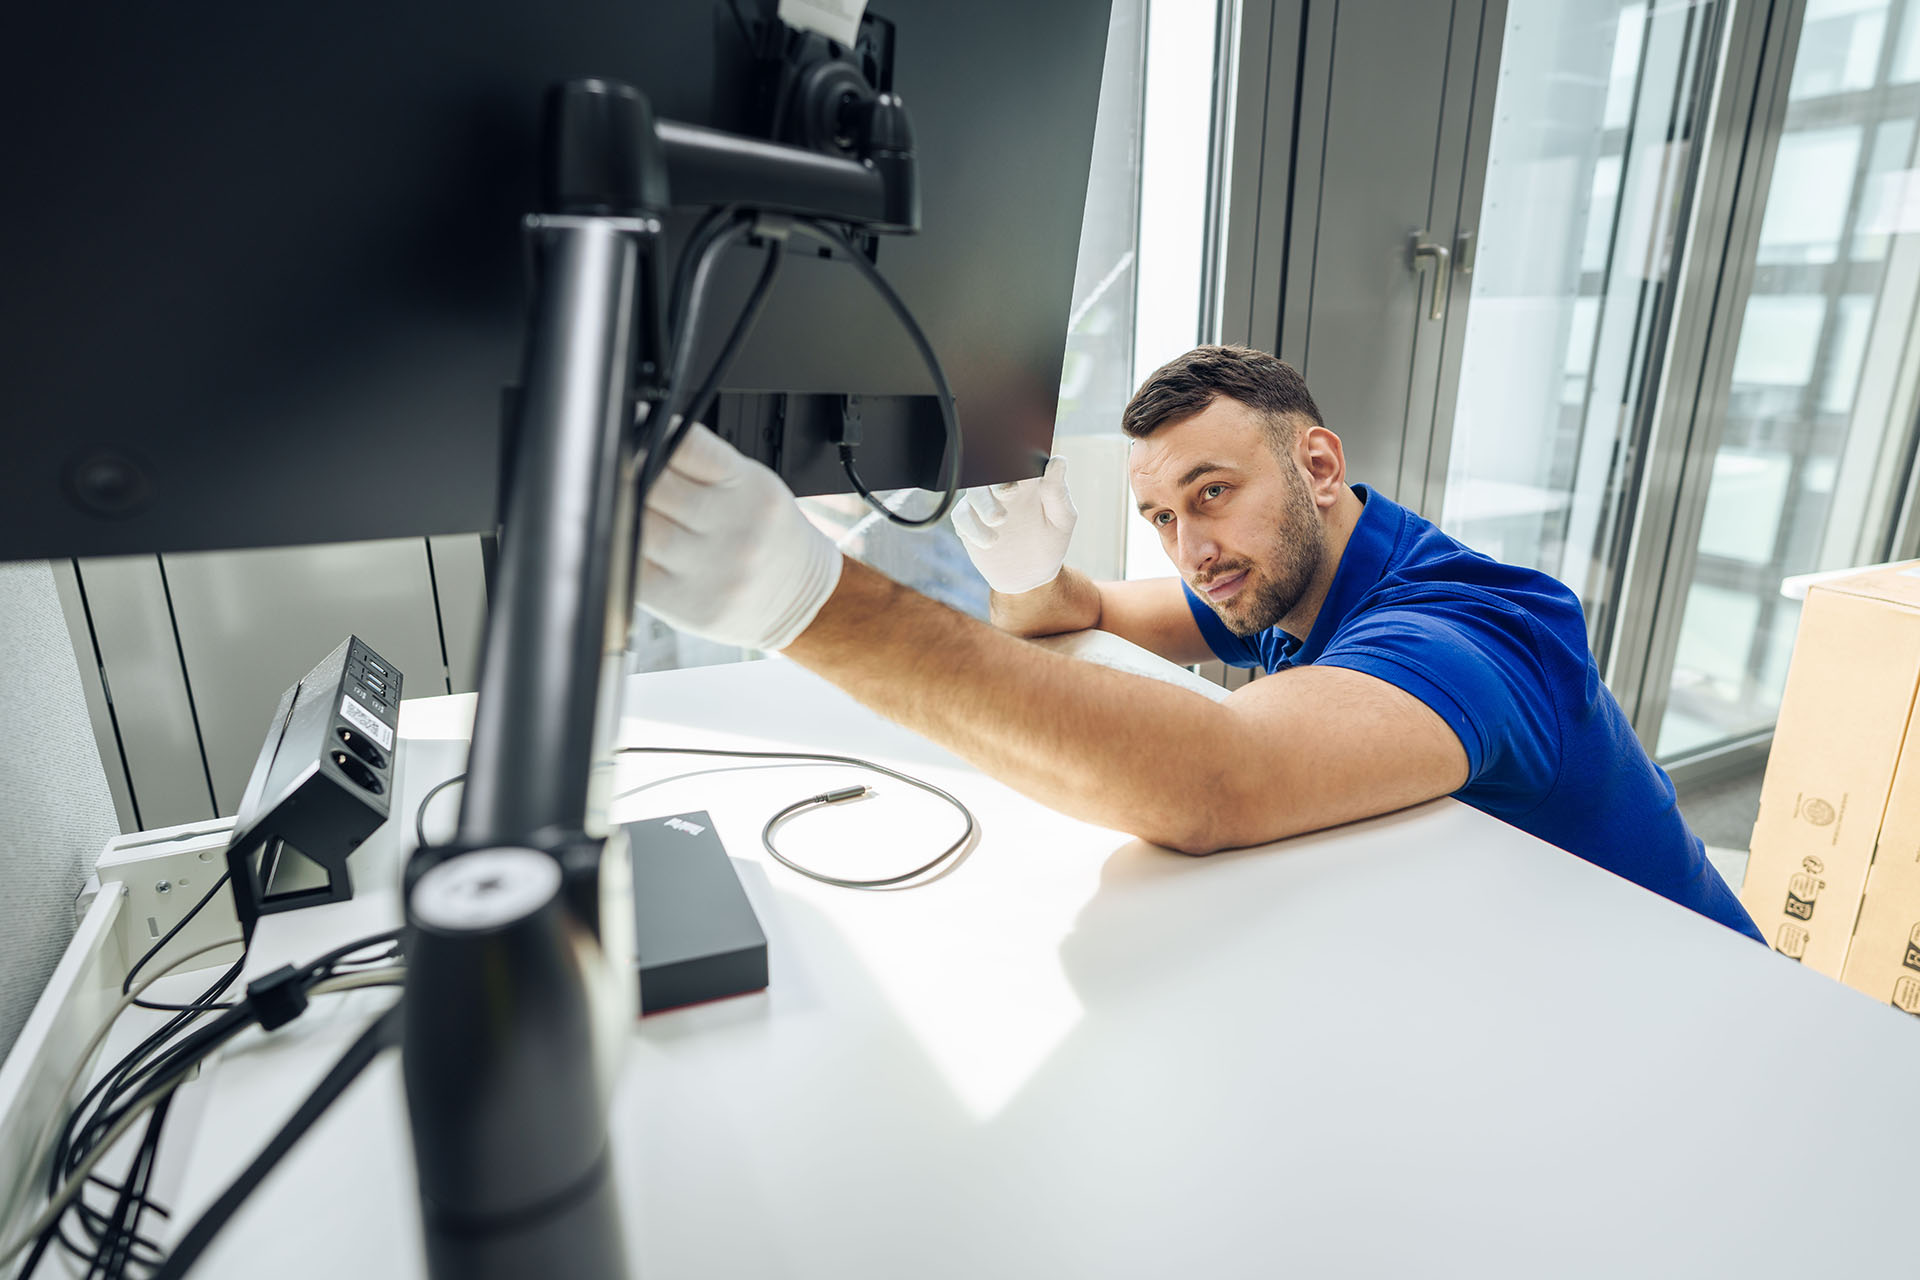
[224,636,403,938]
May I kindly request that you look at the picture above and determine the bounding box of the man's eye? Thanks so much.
[1153,511,1173,527]
[1203,483,1227,501]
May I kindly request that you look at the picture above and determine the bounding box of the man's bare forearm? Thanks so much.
[785,558,1236,851]
[986,565,1102,637]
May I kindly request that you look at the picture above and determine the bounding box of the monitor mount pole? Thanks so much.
[399,72,916,1280]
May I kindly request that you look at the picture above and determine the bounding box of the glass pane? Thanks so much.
[1055,0,1149,445]
[1789,0,1889,101]
[1655,0,1920,757]
[1894,0,1920,81]
[1440,0,1716,649]
[1125,0,1225,581]
[1755,128,1863,263]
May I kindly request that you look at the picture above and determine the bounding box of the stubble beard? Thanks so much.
[1209,467,1325,638]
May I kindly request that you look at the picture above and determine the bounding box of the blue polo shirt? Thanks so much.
[1183,484,1764,942]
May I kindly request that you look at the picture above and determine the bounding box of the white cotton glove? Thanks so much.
[950,455,1078,594]
[638,423,843,652]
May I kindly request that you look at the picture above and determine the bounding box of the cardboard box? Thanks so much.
[1840,703,1920,1011]
[1739,563,1920,1003]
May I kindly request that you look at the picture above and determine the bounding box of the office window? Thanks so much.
[1440,0,1717,643]
[1656,0,1920,757]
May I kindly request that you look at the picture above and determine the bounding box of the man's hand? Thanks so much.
[951,456,1077,595]
[638,423,842,652]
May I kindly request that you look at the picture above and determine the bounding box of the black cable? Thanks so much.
[15,1212,54,1277]
[413,742,976,891]
[49,920,303,1249]
[149,1007,403,1280]
[51,959,245,1214]
[22,933,245,1275]
[791,218,964,528]
[664,209,753,404]
[639,212,756,501]
[123,929,401,1023]
[681,235,785,433]
[89,1093,168,1280]
[41,1212,104,1274]
[69,1006,252,1166]
[22,924,406,1277]
[297,929,406,983]
[640,202,749,467]
[616,745,975,888]
[641,232,787,504]
[85,961,245,1137]
[36,1067,179,1274]
[73,1183,167,1266]
[122,870,232,997]
[81,1173,170,1224]
[667,205,745,340]
[311,940,403,974]
[644,210,963,552]
[96,1123,165,1278]
[621,210,786,660]
[415,772,466,848]
[24,1005,251,1278]
[127,959,243,1013]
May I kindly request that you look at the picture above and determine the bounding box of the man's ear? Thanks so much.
[1298,425,1347,505]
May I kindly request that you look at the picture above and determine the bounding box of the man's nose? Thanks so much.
[1178,526,1218,575]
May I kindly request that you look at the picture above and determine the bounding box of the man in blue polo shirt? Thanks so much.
[633,345,1761,941]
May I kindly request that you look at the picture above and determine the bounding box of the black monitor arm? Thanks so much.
[399,73,917,1280]
[657,110,918,231]
[541,74,919,230]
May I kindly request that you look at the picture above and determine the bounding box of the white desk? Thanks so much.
[107,650,1920,1278]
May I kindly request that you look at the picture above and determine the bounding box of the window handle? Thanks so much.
[1409,232,1451,322]
[1453,229,1476,276]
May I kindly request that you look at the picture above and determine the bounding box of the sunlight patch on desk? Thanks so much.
[612,721,1101,1122]
[828,887,1090,1122]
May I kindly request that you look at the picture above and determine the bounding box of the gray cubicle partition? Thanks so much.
[0,562,124,1064]
[57,537,486,829]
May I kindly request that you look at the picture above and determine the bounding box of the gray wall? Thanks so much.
[0,561,122,1065]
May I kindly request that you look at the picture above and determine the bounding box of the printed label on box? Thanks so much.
[1786,870,1822,921]
[1792,793,1846,844]
[1776,922,1810,960]
[341,695,395,751]
[1894,975,1920,1015]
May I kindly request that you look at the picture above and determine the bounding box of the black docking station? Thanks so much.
[624,810,768,1014]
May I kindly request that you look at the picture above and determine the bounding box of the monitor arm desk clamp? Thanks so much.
[399,53,922,1280]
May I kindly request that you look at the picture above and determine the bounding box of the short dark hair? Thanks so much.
[1121,345,1325,450]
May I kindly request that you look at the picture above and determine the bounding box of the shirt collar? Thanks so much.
[1280,483,1402,666]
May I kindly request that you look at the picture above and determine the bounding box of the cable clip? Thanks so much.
[245,964,311,1031]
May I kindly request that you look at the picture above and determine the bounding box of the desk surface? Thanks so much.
[149,651,1917,1279]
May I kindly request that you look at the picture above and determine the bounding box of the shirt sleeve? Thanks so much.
[1182,581,1264,668]
[1310,597,1561,799]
